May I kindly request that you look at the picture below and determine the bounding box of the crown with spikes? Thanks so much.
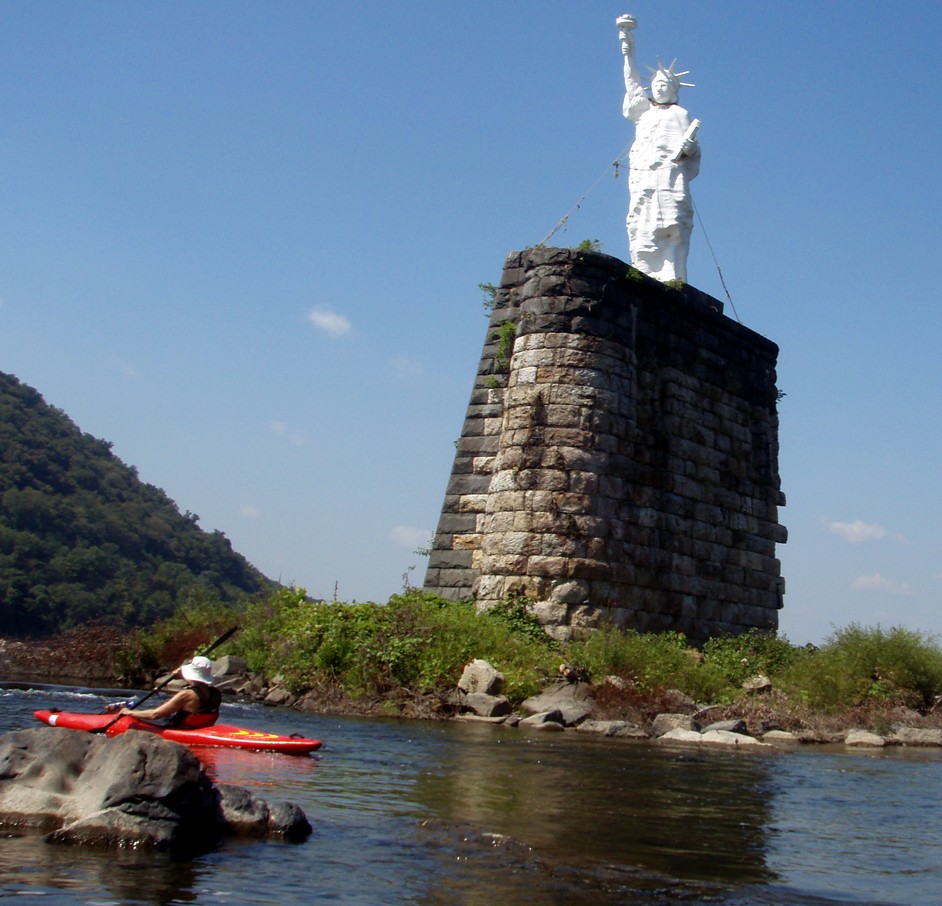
[646,58,695,93]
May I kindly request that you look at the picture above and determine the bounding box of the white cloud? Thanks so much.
[851,573,914,595]
[393,356,423,379]
[391,525,432,550]
[828,520,887,543]
[109,356,137,378]
[240,505,261,519]
[269,420,305,446]
[308,307,351,337]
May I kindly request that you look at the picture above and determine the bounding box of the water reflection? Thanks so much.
[189,744,319,787]
[5,686,942,904]
[0,833,201,905]
[414,722,778,884]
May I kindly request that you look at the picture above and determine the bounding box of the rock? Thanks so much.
[461,692,513,718]
[575,720,648,739]
[663,689,697,713]
[651,713,699,738]
[212,655,248,680]
[518,710,565,731]
[215,784,311,842]
[455,713,509,725]
[457,659,504,696]
[0,728,310,852]
[701,730,770,749]
[234,676,266,697]
[702,719,748,735]
[211,656,249,691]
[263,687,295,707]
[844,729,886,748]
[893,727,942,747]
[762,730,801,745]
[742,674,773,694]
[657,728,703,745]
[657,727,772,749]
[520,682,593,727]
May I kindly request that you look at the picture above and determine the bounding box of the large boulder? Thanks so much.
[893,727,942,747]
[0,727,310,852]
[844,729,886,748]
[460,692,513,718]
[651,713,700,737]
[457,659,504,696]
[520,682,594,726]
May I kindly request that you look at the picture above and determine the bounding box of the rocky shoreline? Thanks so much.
[5,630,942,754]
[237,656,942,753]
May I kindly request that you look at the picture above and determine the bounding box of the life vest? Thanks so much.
[167,683,222,729]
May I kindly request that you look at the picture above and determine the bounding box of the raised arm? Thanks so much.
[617,15,647,120]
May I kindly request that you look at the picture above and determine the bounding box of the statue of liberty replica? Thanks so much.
[617,14,700,283]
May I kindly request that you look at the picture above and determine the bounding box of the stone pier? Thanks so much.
[424,247,785,644]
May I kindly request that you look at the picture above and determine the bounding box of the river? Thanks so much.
[1,684,941,904]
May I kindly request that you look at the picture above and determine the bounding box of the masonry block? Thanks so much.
[424,248,785,645]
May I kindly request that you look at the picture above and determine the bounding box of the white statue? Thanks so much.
[617,14,700,283]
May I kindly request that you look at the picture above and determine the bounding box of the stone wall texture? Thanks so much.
[423,247,786,644]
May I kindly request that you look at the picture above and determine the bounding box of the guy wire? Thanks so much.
[541,151,740,326]
[540,146,631,247]
[693,199,740,323]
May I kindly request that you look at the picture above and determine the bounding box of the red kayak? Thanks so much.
[34,710,322,755]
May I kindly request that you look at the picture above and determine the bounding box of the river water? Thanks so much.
[1,685,941,905]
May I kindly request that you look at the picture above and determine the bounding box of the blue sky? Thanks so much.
[1,1,939,646]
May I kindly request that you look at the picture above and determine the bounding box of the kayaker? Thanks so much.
[115,655,222,729]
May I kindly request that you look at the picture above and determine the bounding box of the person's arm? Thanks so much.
[119,689,197,721]
[618,15,647,120]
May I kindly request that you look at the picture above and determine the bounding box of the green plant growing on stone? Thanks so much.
[575,239,603,253]
[625,267,644,283]
[486,596,557,648]
[665,278,686,291]
[492,319,517,373]
[479,282,499,316]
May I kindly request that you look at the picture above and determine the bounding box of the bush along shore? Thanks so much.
[5,588,942,751]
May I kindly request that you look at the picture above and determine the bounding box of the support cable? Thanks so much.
[541,150,741,325]
[540,147,630,247]
[693,199,740,323]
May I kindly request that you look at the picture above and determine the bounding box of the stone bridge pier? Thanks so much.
[424,247,786,644]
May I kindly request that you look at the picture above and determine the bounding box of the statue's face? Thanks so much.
[650,73,677,105]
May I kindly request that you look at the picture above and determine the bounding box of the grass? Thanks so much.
[114,590,942,732]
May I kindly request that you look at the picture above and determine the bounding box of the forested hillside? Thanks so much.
[0,371,271,634]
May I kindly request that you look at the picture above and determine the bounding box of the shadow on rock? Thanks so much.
[0,727,311,854]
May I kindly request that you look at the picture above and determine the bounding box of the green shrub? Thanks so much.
[114,590,242,683]
[702,629,806,687]
[779,624,942,712]
[230,589,559,701]
[121,588,942,722]
[566,627,733,703]
[492,320,517,373]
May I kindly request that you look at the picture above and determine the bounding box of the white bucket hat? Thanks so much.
[180,655,215,685]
